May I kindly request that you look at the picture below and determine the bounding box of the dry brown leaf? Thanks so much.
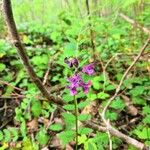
[27,118,38,132]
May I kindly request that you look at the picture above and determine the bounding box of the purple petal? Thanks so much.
[82,63,95,75]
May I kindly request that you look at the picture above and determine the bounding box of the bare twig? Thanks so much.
[102,36,150,118]
[85,121,149,150]
[119,13,150,35]
[2,0,63,105]
[0,80,23,91]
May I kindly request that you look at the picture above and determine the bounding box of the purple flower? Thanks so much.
[82,63,95,75]
[67,74,92,95]
[64,57,79,68]
[69,86,77,95]
[67,74,81,88]
[67,74,81,95]
[79,80,92,94]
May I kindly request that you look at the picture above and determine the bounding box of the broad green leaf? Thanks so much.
[78,127,93,135]
[0,131,3,141]
[97,92,109,100]
[78,134,87,145]
[134,128,150,140]
[31,100,42,117]
[20,120,27,137]
[63,104,75,110]
[130,86,145,96]
[110,97,125,110]
[49,123,63,131]
[22,138,35,150]
[142,106,150,115]
[78,114,91,121]
[36,128,49,145]
[3,129,11,142]
[58,130,75,145]
[106,110,118,121]
[0,63,6,72]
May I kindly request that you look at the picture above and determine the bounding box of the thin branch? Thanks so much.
[102,36,150,118]
[85,121,149,150]
[2,0,63,105]
[0,80,23,91]
[119,13,150,35]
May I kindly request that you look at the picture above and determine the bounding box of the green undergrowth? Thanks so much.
[0,1,150,149]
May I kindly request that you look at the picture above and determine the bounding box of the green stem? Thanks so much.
[74,95,78,150]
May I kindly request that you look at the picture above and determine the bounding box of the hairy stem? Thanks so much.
[74,95,78,150]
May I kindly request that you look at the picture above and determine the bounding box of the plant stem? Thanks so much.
[74,95,78,150]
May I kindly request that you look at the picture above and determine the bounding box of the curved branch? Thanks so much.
[2,0,63,105]
[85,121,149,150]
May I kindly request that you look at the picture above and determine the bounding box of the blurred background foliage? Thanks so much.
[0,0,150,149]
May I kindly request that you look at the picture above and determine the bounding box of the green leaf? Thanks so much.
[58,130,75,145]
[31,100,42,117]
[84,139,97,150]
[3,129,11,142]
[97,92,109,100]
[9,128,19,142]
[49,123,63,131]
[78,134,87,145]
[130,86,145,96]
[134,128,150,140]
[106,110,118,121]
[36,128,49,145]
[63,104,75,110]
[87,93,97,101]
[63,94,74,102]
[22,138,35,150]
[0,131,3,141]
[105,84,115,91]
[62,112,76,129]
[64,42,76,57]
[0,63,6,72]
[78,127,93,135]
[143,115,150,124]
[110,97,125,110]
[78,101,90,109]
[132,97,146,105]
[20,120,27,137]
[142,106,150,115]
[78,114,91,121]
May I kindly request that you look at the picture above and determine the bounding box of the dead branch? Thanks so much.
[119,13,150,35]
[85,121,149,150]
[2,0,63,105]
[102,36,150,118]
